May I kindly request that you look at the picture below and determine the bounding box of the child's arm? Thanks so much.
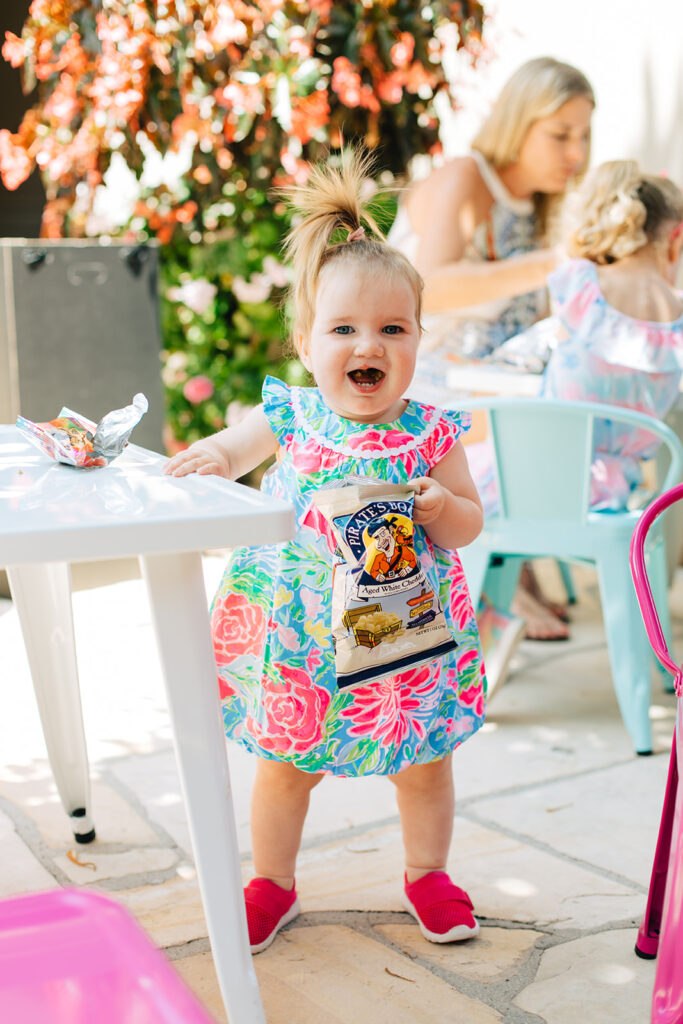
[164,405,278,480]
[412,442,483,549]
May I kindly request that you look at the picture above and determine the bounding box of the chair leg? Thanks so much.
[597,550,653,754]
[646,531,676,693]
[485,556,523,612]
[557,560,577,605]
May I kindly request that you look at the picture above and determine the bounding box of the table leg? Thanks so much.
[140,552,265,1024]
[6,562,96,843]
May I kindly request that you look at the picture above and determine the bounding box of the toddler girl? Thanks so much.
[541,160,683,509]
[165,151,487,953]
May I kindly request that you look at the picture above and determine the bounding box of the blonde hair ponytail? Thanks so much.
[564,160,683,264]
[281,148,423,348]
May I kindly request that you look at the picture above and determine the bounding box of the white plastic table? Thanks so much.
[0,425,295,1024]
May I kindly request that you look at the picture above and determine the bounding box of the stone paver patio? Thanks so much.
[0,557,676,1023]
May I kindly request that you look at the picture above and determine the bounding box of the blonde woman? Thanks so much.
[390,57,595,364]
[390,57,595,639]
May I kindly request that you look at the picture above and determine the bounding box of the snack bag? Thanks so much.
[312,478,457,689]
[16,394,148,468]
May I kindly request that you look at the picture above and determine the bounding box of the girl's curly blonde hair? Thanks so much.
[280,148,423,352]
[564,160,683,264]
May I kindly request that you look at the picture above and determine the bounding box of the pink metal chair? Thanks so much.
[630,482,683,1023]
[0,888,215,1023]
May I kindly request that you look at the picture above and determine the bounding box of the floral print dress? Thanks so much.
[211,376,486,777]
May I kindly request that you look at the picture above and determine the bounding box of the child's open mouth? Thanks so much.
[348,368,385,390]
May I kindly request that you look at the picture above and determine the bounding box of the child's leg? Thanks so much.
[391,754,478,942]
[251,757,323,889]
[390,753,454,882]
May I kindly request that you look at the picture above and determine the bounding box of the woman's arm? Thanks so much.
[423,249,556,313]
[407,157,556,313]
[412,442,483,550]
[164,405,278,480]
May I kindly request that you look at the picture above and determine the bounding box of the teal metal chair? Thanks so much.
[459,397,683,755]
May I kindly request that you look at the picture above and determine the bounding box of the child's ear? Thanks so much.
[669,225,683,268]
[298,332,313,372]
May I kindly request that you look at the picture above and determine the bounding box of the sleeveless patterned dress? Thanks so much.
[211,377,486,777]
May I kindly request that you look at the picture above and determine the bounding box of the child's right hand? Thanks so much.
[164,438,232,478]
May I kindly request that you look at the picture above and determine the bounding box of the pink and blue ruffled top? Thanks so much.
[540,259,683,509]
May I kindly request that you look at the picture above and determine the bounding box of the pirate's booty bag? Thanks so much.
[312,479,457,689]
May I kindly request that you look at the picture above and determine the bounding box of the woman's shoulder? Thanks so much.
[407,155,490,218]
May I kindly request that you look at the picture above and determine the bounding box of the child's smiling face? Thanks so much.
[299,260,421,423]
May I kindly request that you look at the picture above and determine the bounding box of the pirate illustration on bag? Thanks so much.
[364,516,418,582]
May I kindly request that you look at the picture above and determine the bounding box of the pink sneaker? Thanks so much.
[244,878,300,954]
[403,871,479,942]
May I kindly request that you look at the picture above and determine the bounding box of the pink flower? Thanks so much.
[377,74,403,105]
[167,278,217,315]
[390,33,415,69]
[183,375,215,404]
[231,273,271,304]
[332,57,362,107]
[0,130,32,191]
[2,32,25,68]
[340,664,438,747]
[247,664,331,755]
[212,592,266,664]
[459,679,484,717]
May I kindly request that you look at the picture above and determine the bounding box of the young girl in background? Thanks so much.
[165,152,487,954]
[470,161,683,525]
[539,160,683,509]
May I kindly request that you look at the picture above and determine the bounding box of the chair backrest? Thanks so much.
[464,397,683,524]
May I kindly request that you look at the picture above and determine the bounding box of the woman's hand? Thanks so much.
[164,438,232,478]
[412,477,446,526]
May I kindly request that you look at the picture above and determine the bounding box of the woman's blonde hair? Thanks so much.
[472,57,595,238]
[281,148,423,350]
[564,160,683,264]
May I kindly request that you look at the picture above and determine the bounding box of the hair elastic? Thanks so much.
[670,221,683,242]
[347,226,365,243]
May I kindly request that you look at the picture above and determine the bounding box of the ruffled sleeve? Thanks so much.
[262,376,297,449]
[419,407,472,468]
[547,259,600,331]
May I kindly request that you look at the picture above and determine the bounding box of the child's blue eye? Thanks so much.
[334,325,353,334]
[382,325,403,335]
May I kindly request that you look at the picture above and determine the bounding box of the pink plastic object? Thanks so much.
[630,482,683,1023]
[0,888,215,1024]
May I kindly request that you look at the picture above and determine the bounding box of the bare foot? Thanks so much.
[519,563,570,623]
[511,585,570,641]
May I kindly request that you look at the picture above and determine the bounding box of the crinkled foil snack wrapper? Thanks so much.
[311,478,457,690]
[16,393,148,468]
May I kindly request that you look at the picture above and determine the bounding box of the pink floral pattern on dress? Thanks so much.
[212,592,265,664]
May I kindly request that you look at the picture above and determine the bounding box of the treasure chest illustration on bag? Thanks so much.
[313,479,457,689]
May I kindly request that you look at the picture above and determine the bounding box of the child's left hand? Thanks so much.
[412,476,446,526]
